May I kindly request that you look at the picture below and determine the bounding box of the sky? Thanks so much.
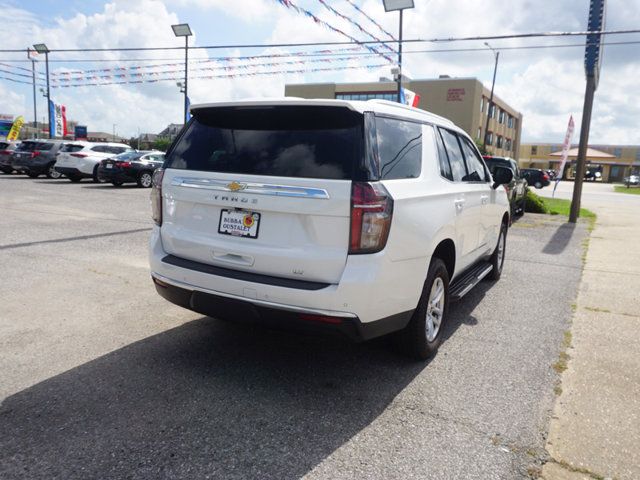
[0,0,639,144]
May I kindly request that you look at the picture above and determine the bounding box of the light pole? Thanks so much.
[382,0,414,104]
[28,49,38,139]
[33,43,50,138]
[171,23,192,124]
[112,124,117,142]
[482,42,500,153]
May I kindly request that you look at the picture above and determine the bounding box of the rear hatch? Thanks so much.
[56,143,87,168]
[11,141,39,166]
[161,104,369,284]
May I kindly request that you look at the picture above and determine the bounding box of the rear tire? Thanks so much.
[47,165,62,179]
[394,258,450,360]
[487,222,507,281]
[137,171,153,188]
[68,175,82,182]
[534,181,542,189]
[28,172,39,178]
[111,181,124,187]
[92,165,104,183]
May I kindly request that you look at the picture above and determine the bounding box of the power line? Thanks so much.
[1,29,638,53]
[344,0,396,40]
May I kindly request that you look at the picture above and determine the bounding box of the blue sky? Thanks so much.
[1,0,639,144]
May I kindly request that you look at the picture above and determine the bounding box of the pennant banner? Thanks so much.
[49,101,67,138]
[7,116,24,141]
[552,115,575,197]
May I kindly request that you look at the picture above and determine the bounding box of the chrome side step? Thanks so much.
[449,262,493,302]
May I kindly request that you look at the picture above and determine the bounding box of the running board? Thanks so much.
[449,261,493,302]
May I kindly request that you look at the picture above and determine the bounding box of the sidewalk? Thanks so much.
[542,202,640,479]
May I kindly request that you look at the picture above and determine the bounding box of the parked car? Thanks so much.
[521,168,551,189]
[149,99,513,359]
[10,140,65,178]
[54,141,134,182]
[0,140,19,173]
[97,150,165,187]
[483,155,528,217]
[584,166,602,181]
[624,174,639,186]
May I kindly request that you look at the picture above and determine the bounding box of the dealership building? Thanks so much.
[519,143,640,182]
[285,76,523,160]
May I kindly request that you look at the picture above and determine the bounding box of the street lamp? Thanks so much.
[27,49,38,139]
[33,43,50,138]
[482,41,500,153]
[382,0,414,103]
[171,23,192,124]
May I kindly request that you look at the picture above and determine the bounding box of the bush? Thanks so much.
[524,189,548,214]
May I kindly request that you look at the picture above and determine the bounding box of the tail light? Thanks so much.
[115,161,131,168]
[349,182,393,254]
[543,173,550,181]
[0,150,10,155]
[151,168,164,226]
[71,153,87,158]
[31,151,41,158]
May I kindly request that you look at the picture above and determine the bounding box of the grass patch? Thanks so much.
[584,306,611,313]
[542,197,596,219]
[552,352,570,374]
[614,185,640,194]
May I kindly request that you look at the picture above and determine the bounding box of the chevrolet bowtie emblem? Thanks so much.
[226,181,246,192]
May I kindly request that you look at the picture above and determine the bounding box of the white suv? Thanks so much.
[55,141,133,182]
[149,99,513,359]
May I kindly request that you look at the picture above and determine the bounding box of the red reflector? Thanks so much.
[299,313,343,325]
[152,276,169,288]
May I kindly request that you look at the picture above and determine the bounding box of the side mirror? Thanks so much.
[492,166,514,189]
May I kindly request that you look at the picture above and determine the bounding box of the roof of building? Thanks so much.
[550,147,616,158]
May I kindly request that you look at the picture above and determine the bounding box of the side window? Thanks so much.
[460,137,488,182]
[434,128,452,181]
[438,128,467,182]
[376,116,422,180]
[91,145,108,153]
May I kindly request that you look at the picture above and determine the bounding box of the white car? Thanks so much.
[55,141,133,182]
[149,99,512,359]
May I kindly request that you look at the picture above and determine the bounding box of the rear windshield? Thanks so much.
[165,106,366,180]
[16,142,39,152]
[61,144,85,153]
[0,142,8,149]
[113,151,144,161]
[37,143,54,151]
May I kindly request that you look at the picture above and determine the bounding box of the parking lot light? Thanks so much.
[171,24,193,124]
[382,1,414,103]
[33,43,51,138]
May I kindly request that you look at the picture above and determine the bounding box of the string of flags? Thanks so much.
[52,63,387,89]
[344,0,396,40]
[273,0,394,63]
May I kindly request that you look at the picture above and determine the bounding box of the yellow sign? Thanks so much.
[7,116,25,141]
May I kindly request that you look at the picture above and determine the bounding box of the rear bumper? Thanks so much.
[55,167,91,178]
[151,273,412,342]
[149,226,424,334]
[97,166,137,183]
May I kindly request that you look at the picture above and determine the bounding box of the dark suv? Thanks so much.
[11,140,65,178]
[483,155,527,217]
[521,168,551,189]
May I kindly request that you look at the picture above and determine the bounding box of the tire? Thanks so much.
[487,222,507,281]
[0,167,12,174]
[28,172,39,178]
[68,175,82,182]
[47,165,62,179]
[137,171,153,188]
[534,181,542,189]
[92,165,105,183]
[394,258,450,360]
[111,181,124,187]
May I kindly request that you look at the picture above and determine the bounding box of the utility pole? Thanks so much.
[569,0,606,223]
[28,49,38,139]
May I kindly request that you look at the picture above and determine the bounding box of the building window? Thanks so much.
[614,147,622,158]
[507,115,514,128]
[498,110,505,124]
[335,92,397,102]
[505,138,512,151]
[496,136,504,149]
[477,127,482,140]
[531,145,538,155]
[480,97,485,113]
[550,145,561,153]
[489,105,496,118]
[486,132,493,146]
[636,149,640,162]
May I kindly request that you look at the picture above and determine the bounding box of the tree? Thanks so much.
[474,138,488,155]
[153,138,171,152]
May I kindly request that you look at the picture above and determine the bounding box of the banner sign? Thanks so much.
[49,100,67,138]
[552,115,575,197]
[7,116,25,141]
[0,119,13,137]
[74,125,87,140]
[401,88,421,108]
[585,0,607,89]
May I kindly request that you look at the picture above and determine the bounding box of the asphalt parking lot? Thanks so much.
[0,175,589,479]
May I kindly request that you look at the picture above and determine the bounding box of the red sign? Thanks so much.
[447,88,466,101]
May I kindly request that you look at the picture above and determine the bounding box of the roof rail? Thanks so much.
[365,99,454,126]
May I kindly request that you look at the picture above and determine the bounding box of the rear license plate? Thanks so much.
[106,164,113,169]
[218,209,261,239]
